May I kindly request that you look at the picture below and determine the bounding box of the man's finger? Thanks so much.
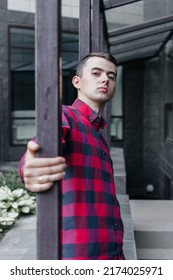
[26,140,40,160]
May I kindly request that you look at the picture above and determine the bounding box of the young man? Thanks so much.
[18,52,125,260]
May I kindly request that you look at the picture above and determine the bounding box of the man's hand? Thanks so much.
[23,140,67,192]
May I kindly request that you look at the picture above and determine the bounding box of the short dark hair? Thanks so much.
[76,52,117,77]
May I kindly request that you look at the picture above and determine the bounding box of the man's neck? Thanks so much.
[77,96,105,117]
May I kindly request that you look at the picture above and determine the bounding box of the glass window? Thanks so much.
[9,27,78,145]
[8,0,35,13]
[9,27,35,145]
[111,66,123,141]
[105,0,173,63]
[8,0,80,17]
[11,27,34,48]
[62,32,78,105]
[11,48,35,110]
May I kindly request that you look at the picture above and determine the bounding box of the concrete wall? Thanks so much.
[159,51,173,199]
[143,57,161,198]
[143,0,173,199]
[123,50,173,199]
[123,61,144,197]
[122,0,173,199]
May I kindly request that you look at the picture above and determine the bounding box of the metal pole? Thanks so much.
[0,79,4,162]
[92,0,100,52]
[92,0,110,146]
[36,0,62,259]
[79,0,91,59]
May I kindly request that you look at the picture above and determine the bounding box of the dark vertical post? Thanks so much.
[92,0,100,52]
[99,15,109,52]
[92,0,109,52]
[92,0,111,146]
[0,79,4,162]
[79,0,91,59]
[36,0,62,259]
[100,14,111,147]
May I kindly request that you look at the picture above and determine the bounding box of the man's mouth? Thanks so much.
[97,87,108,93]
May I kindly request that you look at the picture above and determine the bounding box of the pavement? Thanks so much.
[1,196,173,260]
[0,195,137,260]
[1,198,173,260]
[0,215,36,260]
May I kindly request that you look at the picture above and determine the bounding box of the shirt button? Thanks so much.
[102,151,105,156]
[90,117,93,121]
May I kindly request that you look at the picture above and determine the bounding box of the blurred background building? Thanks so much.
[0,0,173,200]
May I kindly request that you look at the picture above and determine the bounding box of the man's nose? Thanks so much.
[101,73,109,83]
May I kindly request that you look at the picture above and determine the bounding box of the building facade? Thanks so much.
[0,0,173,199]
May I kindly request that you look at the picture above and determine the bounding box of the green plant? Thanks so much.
[0,172,36,233]
[0,171,27,191]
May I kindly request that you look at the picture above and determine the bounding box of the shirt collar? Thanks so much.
[72,98,106,130]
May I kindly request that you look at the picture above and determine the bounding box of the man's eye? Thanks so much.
[92,72,100,76]
[108,75,115,80]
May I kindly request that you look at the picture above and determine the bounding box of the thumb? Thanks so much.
[26,140,40,160]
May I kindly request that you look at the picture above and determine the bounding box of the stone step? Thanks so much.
[111,147,126,195]
[130,199,173,260]
[135,230,173,249]
[118,195,137,260]
[136,248,173,260]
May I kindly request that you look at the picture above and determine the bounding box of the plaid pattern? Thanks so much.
[61,99,124,259]
[18,98,124,260]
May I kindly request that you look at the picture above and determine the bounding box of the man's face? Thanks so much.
[73,56,117,105]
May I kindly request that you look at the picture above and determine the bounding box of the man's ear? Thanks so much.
[72,75,80,90]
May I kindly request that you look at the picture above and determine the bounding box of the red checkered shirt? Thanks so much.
[18,98,124,260]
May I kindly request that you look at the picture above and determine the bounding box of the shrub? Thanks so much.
[0,171,36,233]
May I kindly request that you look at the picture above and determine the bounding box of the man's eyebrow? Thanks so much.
[91,67,117,77]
